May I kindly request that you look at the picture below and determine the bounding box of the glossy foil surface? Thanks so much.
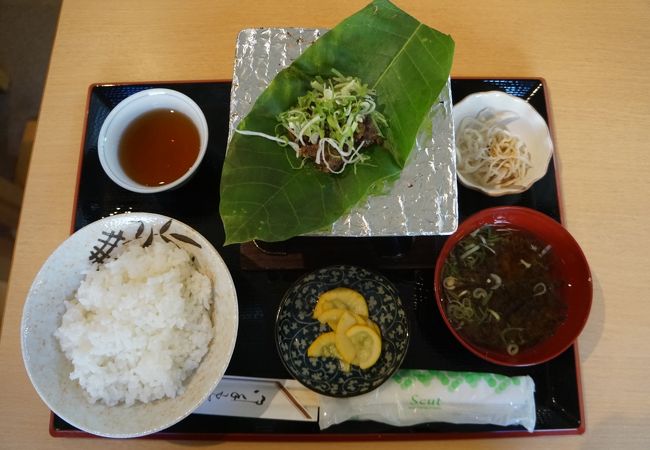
[229,28,458,237]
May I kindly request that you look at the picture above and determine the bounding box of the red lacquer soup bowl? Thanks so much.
[434,206,592,366]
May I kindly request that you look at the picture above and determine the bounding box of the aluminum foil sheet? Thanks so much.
[229,28,458,236]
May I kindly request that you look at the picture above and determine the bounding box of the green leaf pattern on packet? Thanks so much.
[393,370,521,395]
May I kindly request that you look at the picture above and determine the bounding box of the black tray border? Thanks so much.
[51,77,585,440]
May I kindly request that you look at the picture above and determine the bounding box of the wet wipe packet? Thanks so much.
[319,369,536,432]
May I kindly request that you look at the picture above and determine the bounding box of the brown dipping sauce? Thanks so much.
[119,109,200,186]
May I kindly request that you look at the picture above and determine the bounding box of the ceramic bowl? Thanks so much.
[21,213,238,438]
[434,207,592,366]
[453,91,553,196]
[97,88,208,194]
[275,265,409,397]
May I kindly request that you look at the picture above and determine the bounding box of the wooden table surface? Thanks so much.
[2,0,649,448]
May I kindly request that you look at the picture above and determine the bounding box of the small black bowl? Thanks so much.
[275,265,409,397]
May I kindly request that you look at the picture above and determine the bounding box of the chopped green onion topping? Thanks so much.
[236,69,387,174]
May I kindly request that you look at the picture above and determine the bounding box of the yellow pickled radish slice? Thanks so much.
[313,296,329,318]
[335,312,359,363]
[336,311,358,334]
[351,311,381,335]
[307,332,338,358]
[315,308,346,330]
[354,313,368,325]
[307,286,382,370]
[314,287,368,318]
[335,332,357,363]
[346,325,382,369]
[366,319,382,337]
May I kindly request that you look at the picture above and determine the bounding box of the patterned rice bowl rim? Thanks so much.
[86,215,204,265]
[275,265,410,398]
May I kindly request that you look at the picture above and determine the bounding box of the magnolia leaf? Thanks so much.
[220,0,454,244]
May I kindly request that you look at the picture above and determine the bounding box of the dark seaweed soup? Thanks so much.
[441,225,568,356]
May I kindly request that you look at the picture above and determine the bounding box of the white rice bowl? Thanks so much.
[21,213,238,438]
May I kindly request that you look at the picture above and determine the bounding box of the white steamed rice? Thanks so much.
[54,240,213,406]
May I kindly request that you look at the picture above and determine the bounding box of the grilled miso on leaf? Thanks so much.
[237,70,387,174]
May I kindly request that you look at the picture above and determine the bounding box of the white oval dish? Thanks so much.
[452,91,554,196]
[21,213,238,438]
[98,88,209,194]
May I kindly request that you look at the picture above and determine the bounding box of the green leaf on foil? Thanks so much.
[220,0,454,244]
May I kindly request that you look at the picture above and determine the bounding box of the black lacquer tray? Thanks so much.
[52,78,584,439]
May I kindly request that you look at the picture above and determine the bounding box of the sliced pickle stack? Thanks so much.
[307,287,382,371]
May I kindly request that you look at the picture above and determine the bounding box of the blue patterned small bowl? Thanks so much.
[275,265,409,397]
